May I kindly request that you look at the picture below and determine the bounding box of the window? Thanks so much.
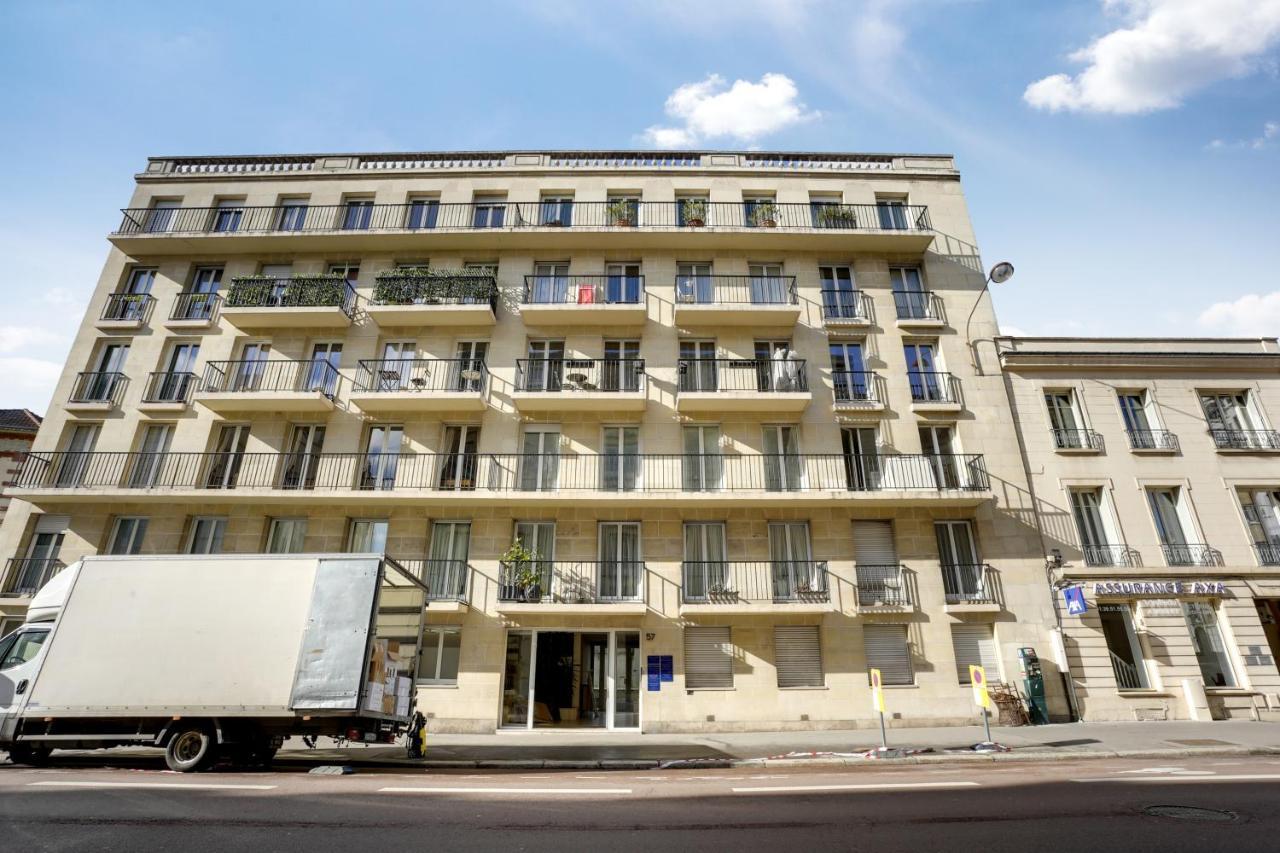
[683,522,727,600]
[454,341,488,391]
[891,267,929,319]
[528,262,569,303]
[936,520,986,603]
[830,342,868,402]
[1099,604,1149,690]
[682,425,722,491]
[281,424,326,490]
[524,340,565,391]
[747,262,788,303]
[1071,488,1124,566]
[1238,488,1280,564]
[205,424,249,489]
[675,262,713,304]
[1200,391,1271,448]
[439,425,479,491]
[768,522,819,598]
[342,197,374,230]
[775,626,823,688]
[762,425,803,491]
[820,265,859,319]
[520,426,560,491]
[606,194,640,226]
[212,199,244,232]
[121,267,155,295]
[1045,390,1093,449]
[406,196,439,229]
[128,422,173,488]
[809,194,846,228]
[904,342,945,401]
[106,517,148,555]
[145,200,179,233]
[181,267,223,321]
[755,339,801,392]
[427,521,471,599]
[348,519,389,553]
[277,198,308,231]
[875,194,909,229]
[55,423,100,487]
[307,343,342,395]
[266,518,307,554]
[863,624,913,685]
[920,425,960,488]
[678,339,716,391]
[0,629,49,670]
[601,426,640,492]
[853,521,903,605]
[743,195,776,227]
[683,626,733,688]
[1118,391,1155,445]
[417,627,461,684]
[1147,487,1201,565]
[187,517,226,554]
[472,194,507,228]
[950,624,1000,684]
[362,424,403,490]
[842,427,880,490]
[328,262,360,291]
[1183,602,1237,687]
[539,194,574,227]
[604,263,642,304]
[598,521,642,600]
[603,339,641,391]
[676,195,709,226]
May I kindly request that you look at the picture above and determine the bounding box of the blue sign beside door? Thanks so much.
[647,655,662,691]
[1063,585,1087,615]
[660,655,673,681]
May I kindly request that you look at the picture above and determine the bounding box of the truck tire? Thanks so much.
[165,726,217,773]
[7,745,52,766]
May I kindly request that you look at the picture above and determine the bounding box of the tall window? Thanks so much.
[819,265,858,319]
[747,262,786,304]
[1045,390,1089,448]
[1118,391,1155,444]
[529,262,569,303]
[1147,487,1200,565]
[768,521,819,598]
[539,194,574,227]
[56,423,100,487]
[524,340,565,391]
[106,517,148,555]
[342,197,374,230]
[362,424,403,490]
[682,425,722,491]
[1200,391,1266,447]
[903,342,943,401]
[863,624,913,685]
[675,262,713,304]
[1070,488,1122,566]
[842,427,880,490]
[829,342,868,402]
[601,426,640,492]
[307,343,342,395]
[762,425,803,491]
[1183,602,1237,687]
[128,423,174,488]
[678,340,716,392]
[472,194,507,228]
[683,522,727,600]
[205,424,249,489]
[439,425,479,491]
[919,425,959,488]
[212,199,244,232]
[406,196,439,230]
[1238,488,1280,565]
[186,517,226,554]
[277,198,308,231]
[936,520,985,603]
[427,521,471,600]
[281,424,326,490]
[603,340,641,392]
[890,267,928,319]
[520,426,560,491]
[604,262,642,304]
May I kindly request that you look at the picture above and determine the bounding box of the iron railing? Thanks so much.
[201,360,340,396]
[224,276,357,316]
[100,293,155,323]
[497,560,646,603]
[1082,544,1141,568]
[116,201,932,235]
[354,359,488,394]
[673,275,797,305]
[9,451,991,494]
[69,372,126,406]
[396,559,470,602]
[941,563,996,605]
[371,272,498,311]
[523,274,645,305]
[1126,429,1179,451]
[1210,429,1280,450]
[681,560,830,603]
[855,564,910,607]
[1110,651,1145,690]
[141,371,197,404]
[1052,429,1104,451]
[1254,542,1280,566]
[893,290,943,321]
[907,371,958,404]
[170,291,222,322]
[832,370,883,405]
[514,359,646,393]
[1161,543,1223,567]
[3,557,65,596]
[677,358,808,393]
[821,289,872,322]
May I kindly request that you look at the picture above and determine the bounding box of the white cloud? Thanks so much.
[0,325,67,354]
[1024,0,1280,114]
[1197,291,1280,336]
[643,73,820,147]
[1208,120,1280,150]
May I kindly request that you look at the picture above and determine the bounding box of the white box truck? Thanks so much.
[0,553,429,771]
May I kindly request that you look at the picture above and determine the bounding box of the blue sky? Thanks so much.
[1,0,1278,413]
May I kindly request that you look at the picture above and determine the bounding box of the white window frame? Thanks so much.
[417,626,462,685]
[107,516,148,555]
[186,516,227,554]
[266,518,308,554]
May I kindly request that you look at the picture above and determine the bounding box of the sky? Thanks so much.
[1,0,1278,413]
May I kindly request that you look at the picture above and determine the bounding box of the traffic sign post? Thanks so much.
[870,668,887,748]
[969,664,992,744]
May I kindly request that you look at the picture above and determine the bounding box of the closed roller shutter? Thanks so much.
[950,623,1000,684]
[853,521,897,564]
[864,624,913,685]
[35,515,71,534]
[684,626,733,689]
[775,625,823,688]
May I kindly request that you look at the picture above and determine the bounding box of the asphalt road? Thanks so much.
[4,755,1280,851]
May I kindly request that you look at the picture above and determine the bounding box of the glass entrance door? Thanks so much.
[501,630,642,730]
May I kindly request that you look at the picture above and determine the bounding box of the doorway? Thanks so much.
[1257,599,1280,676]
[501,630,641,730]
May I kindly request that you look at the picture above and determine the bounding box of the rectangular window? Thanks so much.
[472,195,507,228]
[762,425,803,491]
[439,425,479,491]
[682,424,722,491]
[1238,488,1280,564]
[875,194,909,229]
[212,199,244,232]
[1183,602,1237,687]
[683,521,727,600]
[1071,488,1121,565]
[1118,391,1152,433]
[683,626,733,689]
[1099,603,1149,690]
[106,517,148,555]
[342,197,374,230]
[145,199,179,233]
[676,195,709,227]
[278,198,309,231]
[406,197,439,230]
[186,517,226,554]
[348,520,389,554]
[601,425,640,492]
[950,624,1000,684]
[775,625,824,688]
[1147,487,1203,565]
[1045,390,1088,448]
[863,624,913,685]
[842,426,880,490]
[417,626,461,684]
[936,520,986,603]
[539,194,574,227]
[520,426,560,491]
[266,518,307,554]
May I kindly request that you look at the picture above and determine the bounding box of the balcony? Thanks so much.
[1126,430,1180,453]
[821,290,873,326]
[496,560,647,614]
[1161,543,1223,567]
[196,360,338,413]
[521,275,646,326]
[97,293,155,330]
[395,559,471,609]
[66,372,126,413]
[167,292,222,328]
[138,371,197,413]
[220,276,357,329]
[350,359,488,414]
[676,358,810,413]
[942,563,999,612]
[111,201,934,255]
[1210,429,1280,451]
[3,557,65,597]
[512,359,647,412]
[680,561,831,614]
[832,371,886,412]
[855,564,911,610]
[907,371,961,412]
[1052,429,1104,452]
[673,275,800,326]
[1082,544,1141,568]
[367,270,497,326]
[893,290,944,326]
[1254,542,1280,566]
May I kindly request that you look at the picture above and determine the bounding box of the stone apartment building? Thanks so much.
[4,148,1273,732]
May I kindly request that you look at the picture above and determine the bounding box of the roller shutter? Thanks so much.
[683,626,733,689]
[863,624,913,685]
[950,623,1000,684]
[853,521,897,564]
[775,625,823,688]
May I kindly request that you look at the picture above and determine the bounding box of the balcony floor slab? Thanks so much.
[195,392,335,413]
[366,304,496,327]
[221,307,353,329]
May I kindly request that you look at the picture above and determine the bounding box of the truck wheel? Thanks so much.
[7,745,52,766]
[165,726,217,773]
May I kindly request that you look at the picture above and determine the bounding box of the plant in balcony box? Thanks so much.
[502,541,544,602]
[606,199,636,227]
[748,201,778,228]
[680,199,707,227]
[817,204,858,229]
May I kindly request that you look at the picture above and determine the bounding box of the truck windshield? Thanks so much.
[0,630,48,670]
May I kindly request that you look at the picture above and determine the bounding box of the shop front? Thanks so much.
[500,630,642,730]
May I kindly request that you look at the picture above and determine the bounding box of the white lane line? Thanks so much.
[1072,775,1280,783]
[28,781,276,791]
[379,786,632,795]
[732,781,981,793]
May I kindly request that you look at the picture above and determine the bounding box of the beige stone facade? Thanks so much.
[0,150,1069,732]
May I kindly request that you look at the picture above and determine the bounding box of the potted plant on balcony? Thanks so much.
[502,541,544,602]
[680,199,707,227]
[748,201,778,228]
[817,204,858,229]
[606,199,636,227]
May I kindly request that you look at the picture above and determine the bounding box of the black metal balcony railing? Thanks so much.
[893,290,943,321]
[907,371,958,404]
[10,451,991,494]
[142,371,197,404]
[1210,429,1280,450]
[354,359,488,394]
[681,561,830,603]
[3,557,65,596]
[497,560,646,603]
[1082,544,1141,568]
[832,371,883,405]
[941,563,996,605]
[395,559,470,602]
[514,359,646,393]
[821,289,872,322]
[116,201,932,236]
[69,372,127,406]
[1052,429,1104,451]
[101,293,155,323]
[224,276,357,316]
[523,275,645,305]
[201,360,340,397]
[677,358,809,393]
[1161,543,1223,567]
[371,272,498,311]
[1253,542,1280,566]
[673,275,798,305]
[1126,429,1180,451]
[170,291,222,322]
[855,564,910,607]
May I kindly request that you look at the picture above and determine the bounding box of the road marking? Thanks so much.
[1073,775,1280,783]
[732,781,981,793]
[28,781,277,791]
[379,786,632,795]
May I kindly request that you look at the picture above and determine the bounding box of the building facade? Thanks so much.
[0,149,1070,732]
[0,408,41,634]
[999,337,1280,722]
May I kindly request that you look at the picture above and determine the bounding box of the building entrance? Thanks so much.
[501,630,641,730]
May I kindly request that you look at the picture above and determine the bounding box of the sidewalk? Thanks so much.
[277,720,1280,770]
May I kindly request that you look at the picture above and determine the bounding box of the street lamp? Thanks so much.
[966,261,1016,373]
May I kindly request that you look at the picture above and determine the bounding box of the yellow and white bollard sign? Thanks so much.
[870,668,885,713]
[969,665,990,708]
